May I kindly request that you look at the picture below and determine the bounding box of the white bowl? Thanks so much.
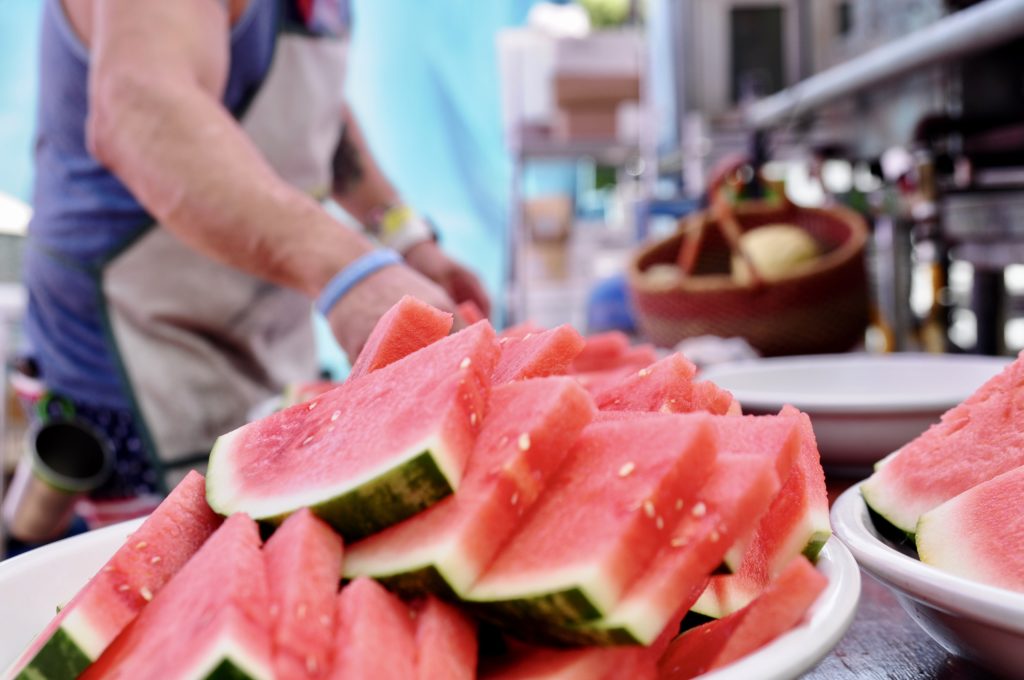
[831,484,1024,679]
[701,354,1010,468]
[0,521,860,679]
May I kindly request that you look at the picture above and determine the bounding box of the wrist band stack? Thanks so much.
[315,248,402,317]
[371,204,436,254]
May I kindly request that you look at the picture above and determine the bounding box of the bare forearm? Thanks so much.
[331,105,401,225]
[89,68,372,298]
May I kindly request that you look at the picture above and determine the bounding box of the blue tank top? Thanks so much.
[25,0,279,409]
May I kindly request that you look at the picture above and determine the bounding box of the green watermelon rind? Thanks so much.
[860,480,918,539]
[344,533,478,597]
[207,432,458,542]
[466,586,605,629]
[12,627,92,680]
[186,634,273,680]
[802,529,832,563]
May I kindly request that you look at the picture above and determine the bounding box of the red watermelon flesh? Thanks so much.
[348,295,454,379]
[342,377,595,596]
[694,407,829,617]
[862,351,1024,534]
[206,321,499,541]
[572,365,641,397]
[465,414,716,626]
[282,381,339,408]
[481,646,656,680]
[659,556,827,679]
[263,509,343,679]
[493,325,585,384]
[82,514,273,680]
[500,321,545,340]
[592,354,734,416]
[570,332,631,373]
[458,300,487,325]
[562,452,783,647]
[330,578,417,680]
[916,465,1024,593]
[413,597,477,680]
[6,471,222,680]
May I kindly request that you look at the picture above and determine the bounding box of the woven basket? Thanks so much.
[628,196,870,357]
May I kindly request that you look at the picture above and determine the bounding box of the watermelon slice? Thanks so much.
[263,509,344,679]
[555,450,787,647]
[500,321,545,340]
[5,472,221,680]
[916,465,1024,593]
[659,556,827,679]
[343,377,594,596]
[458,300,487,325]
[591,354,734,416]
[465,415,716,627]
[861,352,1024,534]
[81,514,273,680]
[570,332,631,373]
[282,381,339,408]
[694,407,830,618]
[331,578,417,679]
[206,321,499,541]
[492,325,585,384]
[349,295,454,380]
[413,597,478,680]
[481,646,657,680]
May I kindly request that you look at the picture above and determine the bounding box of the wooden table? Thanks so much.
[806,480,993,679]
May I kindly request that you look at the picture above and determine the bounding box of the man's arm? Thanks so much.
[85,0,454,355]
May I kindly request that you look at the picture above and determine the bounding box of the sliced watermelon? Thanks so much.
[263,509,343,679]
[206,322,499,541]
[6,472,221,680]
[556,452,783,646]
[343,377,594,596]
[499,321,545,340]
[458,300,487,325]
[481,646,656,680]
[492,325,585,384]
[349,295,454,379]
[916,465,1024,593]
[413,597,478,680]
[81,514,273,680]
[282,381,339,408]
[591,354,734,416]
[659,556,827,679]
[331,578,417,679]
[694,407,829,617]
[861,352,1024,534]
[570,332,631,373]
[465,415,716,627]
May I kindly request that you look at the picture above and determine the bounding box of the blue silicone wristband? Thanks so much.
[315,249,402,317]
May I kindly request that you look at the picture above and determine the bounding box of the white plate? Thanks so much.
[0,521,860,679]
[701,354,1009,467]
[832,484,1024,679]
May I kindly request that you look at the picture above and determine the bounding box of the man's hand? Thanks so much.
[403,240,491,320]
[327,262,457,360]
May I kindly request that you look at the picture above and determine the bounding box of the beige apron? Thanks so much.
[100,28,348,488]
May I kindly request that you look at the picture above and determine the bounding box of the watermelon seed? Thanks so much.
[302,435,314,446]
[618,462,635,477]
[306,656,319,674]
[139,587,153,602]
[511,492,519,506]
[638,368,651,377]
[460,357,472,369]
[150,556,161,565]
[656,516,664,530]
[118,584,130,592]
[691,502,707,517]
[330,410,341,422]
[319,614,331,627]
[517,433,531,451]
[675,499,683,511]
[643,500,655,518]
[103,566,114,572]
[523,333,533,340]
[670,537,685,548]
[308,401,318,411]
[658,403,672,413]
[135,541,147,550]
[470,412,478,426]
[710,530,720,543]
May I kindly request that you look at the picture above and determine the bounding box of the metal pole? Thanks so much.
[748,0,1024,129]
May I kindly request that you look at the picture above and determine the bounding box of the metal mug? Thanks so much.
[2,418,113,543]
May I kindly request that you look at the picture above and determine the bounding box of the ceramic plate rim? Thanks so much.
[831,483,1024,634]
[700,354,1010,414]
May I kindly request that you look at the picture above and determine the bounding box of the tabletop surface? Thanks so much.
[810,481,994,679]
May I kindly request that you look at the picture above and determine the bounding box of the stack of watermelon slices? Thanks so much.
[861,351,1024,594]
[5,300,834,680]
